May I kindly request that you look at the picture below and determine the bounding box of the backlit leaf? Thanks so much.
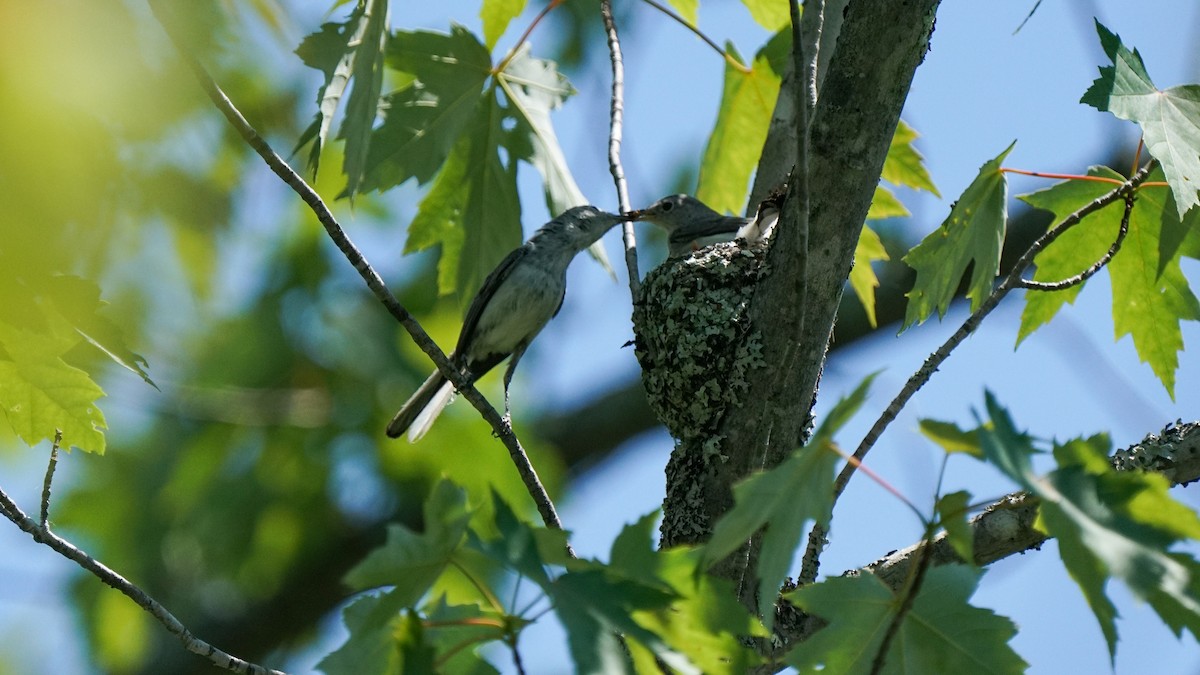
[361,26,492,192]
[850,223,890,328]
[696,32,787,216]
[480,0,527,49]
[785,566,1025,674]
[0,323,107,454]
[1082,21,1200,217]
[903,143,1014,329]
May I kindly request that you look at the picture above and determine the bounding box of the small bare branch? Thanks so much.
[799,164,1156,584]
[600,0,640,299]
[1019,189,1134,291]
[40,430,61,529]
[0,483,286,675]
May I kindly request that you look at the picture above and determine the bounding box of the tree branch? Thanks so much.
[801,164,1152,583]
[0,481,286,675]
[600,0,640,298]
[148,0,567,535]
[1018,189,1133,291]
[775,419,1200,650]
[40,430,60,528]
[699,0,942,603]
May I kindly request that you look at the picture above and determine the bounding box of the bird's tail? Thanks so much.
[386,370,454,440]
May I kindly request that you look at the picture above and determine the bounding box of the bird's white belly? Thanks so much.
[468,264,563,358]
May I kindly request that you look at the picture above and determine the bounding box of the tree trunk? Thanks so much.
[636,0,943,610]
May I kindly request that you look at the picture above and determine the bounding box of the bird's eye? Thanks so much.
[661,201,674,212]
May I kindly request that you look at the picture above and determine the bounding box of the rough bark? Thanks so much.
[642,0,943,606]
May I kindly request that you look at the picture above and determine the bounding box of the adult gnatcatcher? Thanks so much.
[387,205,630,441]
[629,194,779,257]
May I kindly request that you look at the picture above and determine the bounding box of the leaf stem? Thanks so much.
[1000,167,1124,184]
[869,521,939,675]
[495,0,565,74]
[827,444,925,523]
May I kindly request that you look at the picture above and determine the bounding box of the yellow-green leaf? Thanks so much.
[883,120,940,196]
[740,0,789,31]
[480,0,527,49]
[919,418,982,458]
[849,224,890,328]
[667,0,699,26]
[0,323,107,454]
[696,33,786,215]
[1016,167,1200,397]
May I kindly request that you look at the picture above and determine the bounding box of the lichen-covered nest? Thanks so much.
[631,240,770,450]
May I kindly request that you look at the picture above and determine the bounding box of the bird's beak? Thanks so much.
[623,209,645,221]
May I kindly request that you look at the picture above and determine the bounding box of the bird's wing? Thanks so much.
[455,244,530,356]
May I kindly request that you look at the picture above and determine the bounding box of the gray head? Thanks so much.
[628,194,727,232]
[630,194,751,257]
[531,205,628,252]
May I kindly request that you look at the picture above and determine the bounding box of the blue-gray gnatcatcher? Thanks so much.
[630,194,779,257]
[387,205,629,441]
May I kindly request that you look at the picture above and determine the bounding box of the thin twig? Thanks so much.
[509,634,527,675]
[495,0,564,74]
[0,485,286,675]
[638,0,753,73]
[148,0,568,538]
[799,163,1155,584]
[1019,190,1134,291]
[869,523,938,675]
[600,0,640,298]
[40,430,61,529]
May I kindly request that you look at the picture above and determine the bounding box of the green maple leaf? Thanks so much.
[936,490,975,565]
[882,120,940,197]
[740,0,789,31]
[1015,167,1124,343]
[294,0,390,185]
[610,513,763,674]
[479,0,527,49]
[666,0,699,26]
[849,223,890,328]
[902,143,1013,330]
[0,323,107,454]
[420,598,506,674]
[319,595,435,675]
[696,32,787,216]
[406,93,522,299]
[361,26,492,193]
[497,47,613,275]
[1082,21,1200,217]
[785,565,1026,674]
[471,496,685,674]
[1017,168,1200,396]
[702,373,876,630]
[344,481,472,601]
[977,393,1200,657]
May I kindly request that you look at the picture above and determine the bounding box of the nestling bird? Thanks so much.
[629,194,779,257]
[387,206,629,441]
